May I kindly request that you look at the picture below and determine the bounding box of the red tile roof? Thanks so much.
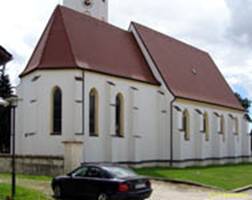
[20,6,158,85]
[21,6,243,111]
[132,22,243,110]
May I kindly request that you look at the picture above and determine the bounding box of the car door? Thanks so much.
[70,166,90,199]
[85,166,107,199]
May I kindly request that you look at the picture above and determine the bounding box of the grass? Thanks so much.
[135,163,252,190]
[0,174,52,200]
[0,184,49,200]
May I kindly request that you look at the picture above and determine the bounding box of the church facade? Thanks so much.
[16,0,251,168]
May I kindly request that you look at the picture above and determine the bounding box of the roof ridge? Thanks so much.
[58,6,78,68]
[59,5,128,33]
[132,22,209,55]
[20,7,57,77]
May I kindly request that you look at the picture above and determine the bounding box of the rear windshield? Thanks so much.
[104,167,137,178]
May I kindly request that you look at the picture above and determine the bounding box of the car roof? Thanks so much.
[81,162,127,169]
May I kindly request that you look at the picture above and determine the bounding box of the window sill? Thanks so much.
[110,134,124,138]
[50,132,62,136]
[89,134,99,137]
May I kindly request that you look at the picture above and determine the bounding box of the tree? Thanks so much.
[0,69,12,153]
[234,92,252,122]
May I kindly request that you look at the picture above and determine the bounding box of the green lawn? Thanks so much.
[0,184,49,200]
[0,174,52,200]
[135,163,252,190]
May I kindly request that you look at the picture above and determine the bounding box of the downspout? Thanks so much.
[170,97,176,167]
[82,70,85,135]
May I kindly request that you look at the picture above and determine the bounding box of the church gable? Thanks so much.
[20,6,158,86]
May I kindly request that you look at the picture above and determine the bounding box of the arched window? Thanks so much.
[115,93,124,137]
[183,110,190,141]
[203,112,209,141]
[89,88,99,136]
[234,117,239,135]
[52,87,62,135]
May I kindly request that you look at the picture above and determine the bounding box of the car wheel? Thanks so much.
[53,185,62,198]
[97,193,109,200]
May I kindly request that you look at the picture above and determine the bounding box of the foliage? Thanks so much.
[135,163,252,190]
[234,92,252,122]
[0,71,12,153]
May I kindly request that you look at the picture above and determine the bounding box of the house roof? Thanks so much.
[132,22,243,111]
[20,6,158,85]
[0,46,12,65]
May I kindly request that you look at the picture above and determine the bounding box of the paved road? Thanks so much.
[148,181,252,200]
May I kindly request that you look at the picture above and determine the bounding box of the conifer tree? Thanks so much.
[0,68,12,153]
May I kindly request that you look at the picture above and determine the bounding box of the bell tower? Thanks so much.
[61,0,108,21]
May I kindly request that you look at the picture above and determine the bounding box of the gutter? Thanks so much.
[170,97,176,167]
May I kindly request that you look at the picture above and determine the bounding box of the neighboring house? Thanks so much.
[16,0,251,168]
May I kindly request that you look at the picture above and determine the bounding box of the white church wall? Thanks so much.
[16,70,84,156]
[83,71,171,163]
[241,118,251,157]
[172,99,247,166]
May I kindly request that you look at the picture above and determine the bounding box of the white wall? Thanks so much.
[83,71,172,163]
[172,100,251,164]
[16,70,84,156]
[16,69,175,164]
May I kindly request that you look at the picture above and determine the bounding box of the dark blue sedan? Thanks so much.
[51,163,152,200]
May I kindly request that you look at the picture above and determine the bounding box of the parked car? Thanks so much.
[51,163,152,200]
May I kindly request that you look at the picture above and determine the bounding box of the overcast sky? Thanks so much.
[0,0,252,101]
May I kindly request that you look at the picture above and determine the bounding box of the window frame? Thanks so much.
[115,93,124,137]
[89,88,99,137]
[51,86,62,135]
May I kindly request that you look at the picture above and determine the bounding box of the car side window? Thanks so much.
[86,167,103,178]
[73,166,88,177]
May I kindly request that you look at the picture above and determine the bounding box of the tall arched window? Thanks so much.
[183,110,190,141]
[115,93,124,137]
[203,112,209,141]
[89,88,99,136]
[52,87,62,135]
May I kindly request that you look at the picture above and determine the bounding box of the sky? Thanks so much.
[0,0,252,102]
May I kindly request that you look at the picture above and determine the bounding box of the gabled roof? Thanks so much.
[0,46,12,65]
[132,22,243,110]
[20,6,158,85]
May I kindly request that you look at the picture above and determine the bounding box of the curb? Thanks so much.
[150,177,252,193]
[149,177,223,191]
[232,185,252,193]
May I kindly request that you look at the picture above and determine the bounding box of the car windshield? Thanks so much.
[104,166,137,178]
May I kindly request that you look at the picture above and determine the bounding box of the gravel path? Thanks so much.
[148,181,252,200]
[1,177,252,200]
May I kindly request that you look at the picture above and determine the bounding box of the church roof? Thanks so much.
[21,6,243,111]
[132,23,243,110]
[20,6,158,85]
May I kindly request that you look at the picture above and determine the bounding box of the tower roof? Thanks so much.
[132,22,243,110]
[20,6,158,85]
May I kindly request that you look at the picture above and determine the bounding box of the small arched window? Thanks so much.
[183,110,190,141]
[52,87,62,135]
[234,117,239,135]
[115,93,124,137]
[203,112,209,141]
[89,88,99,136]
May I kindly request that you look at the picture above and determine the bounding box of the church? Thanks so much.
[16,0,251,169]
